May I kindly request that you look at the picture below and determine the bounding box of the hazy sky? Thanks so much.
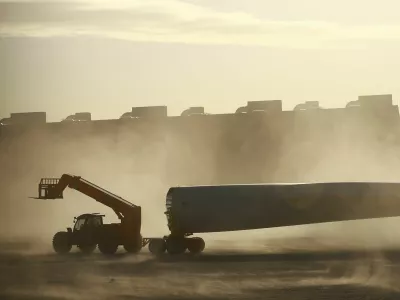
[1,0,400,122]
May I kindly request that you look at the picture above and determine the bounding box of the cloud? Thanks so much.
[2,0,400,49]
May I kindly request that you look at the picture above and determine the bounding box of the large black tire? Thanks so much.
[166,236,186,255]
[123,242,142,254]
[98,242,118,255]
[148,239,167,255]
[52,232,72,254]
[98,228,119,255]
[187,237,205,254]
[123,234,143,254]
[78,244,97,255]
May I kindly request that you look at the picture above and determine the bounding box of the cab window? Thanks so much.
[73,218,86,231]
[87,217,102,227]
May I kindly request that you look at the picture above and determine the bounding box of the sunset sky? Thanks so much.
[1,0,400,122]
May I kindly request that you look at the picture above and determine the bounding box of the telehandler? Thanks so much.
[36,174,145,255]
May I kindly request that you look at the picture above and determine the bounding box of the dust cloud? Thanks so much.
[2,111,400,300]
[1,110,400,252]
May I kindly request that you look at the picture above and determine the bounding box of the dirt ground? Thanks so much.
[2,237,400,300]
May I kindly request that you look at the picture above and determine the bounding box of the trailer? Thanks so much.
[164,182,400,252]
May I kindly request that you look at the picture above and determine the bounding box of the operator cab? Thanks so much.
[73,213,104,232]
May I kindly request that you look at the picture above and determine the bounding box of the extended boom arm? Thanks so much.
[36,174,139,220]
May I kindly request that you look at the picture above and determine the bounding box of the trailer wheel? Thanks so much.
[53,232,72,254]
[98,242,118,255]
[187,237,205,254]
[148,239,167,255]
[166,236,186,255]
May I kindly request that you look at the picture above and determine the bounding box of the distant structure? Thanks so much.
[346,94,394,109]
[61,112,91,122]
[0,112,46,126]
[120,106,168,119]
[294,101,321,111]
[235,100,283,114]
[0,94,398,127]
[181,107,205,116]
[344,94,398,122]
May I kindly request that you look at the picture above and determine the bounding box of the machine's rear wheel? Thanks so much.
[187,237,205,254]
[124,243,142,254]
[124,241,142,254]
[166,236,186,255]
[53,232,72,254]
[148,239,167,255]
[123,234,143,254]
[98,242,118,255]
[78,244,97,255]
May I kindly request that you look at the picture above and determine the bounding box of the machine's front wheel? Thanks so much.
[187,237,205,254]
[52,232,72,254]
[166,236,186,255]
[148,238,167,255]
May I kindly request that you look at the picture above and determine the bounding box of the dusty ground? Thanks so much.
[2,237,400,300]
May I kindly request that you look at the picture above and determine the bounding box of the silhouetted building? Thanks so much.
[1,112,46,126]
[181,107,205,116]
[120,106,168,119]
[62,112,91,122]
[236,100,283,114]
[294,101,321,111]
